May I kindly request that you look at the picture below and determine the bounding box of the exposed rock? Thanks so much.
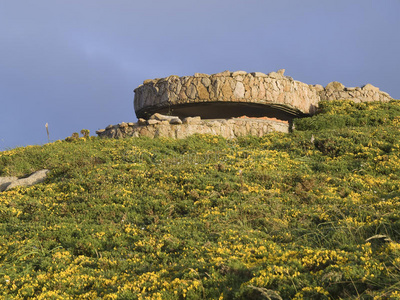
[277,69,285,76]
[169,118,182,125]
[232,71,247,76]
[201,77,211,87]
[233,82,245,98]
[143,79,155,85]
[187,84,197,99]
[221,81,233,99]
[194,73,209,78]
[326,81,345,91]
[166,75,179,81]
[183,116,201,124]
[267,72,279,79]
[251,72,268,77]
[147,119,160,125]
[4,170,50,191]
[0,177,18,192]
[197,83,209,100]
[362,83,379,92]
[213,70,231,77]
[138,118,147,125]
[150,113,178,121]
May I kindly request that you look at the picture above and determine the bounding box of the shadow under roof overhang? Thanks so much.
[135,101,309,121]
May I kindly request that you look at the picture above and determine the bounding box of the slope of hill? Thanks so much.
[1,100,400,299]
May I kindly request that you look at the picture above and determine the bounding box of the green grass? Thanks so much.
[1,100,400,299]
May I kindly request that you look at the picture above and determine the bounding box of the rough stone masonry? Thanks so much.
[96,70,393,139]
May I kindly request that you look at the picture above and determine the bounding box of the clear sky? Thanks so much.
[1,0,399,150]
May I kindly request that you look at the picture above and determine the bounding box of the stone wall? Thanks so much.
[134,70,320,119]
[319,82,392,102]
[134,70,393,120]
[96,115,289,140]
[96,70,394,140]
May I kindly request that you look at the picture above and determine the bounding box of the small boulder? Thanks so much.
[138,118,147,125]
[277,69,285,76]
[147,119,160,125]
[0,177,18,192]
[5,169,50,191]
[325,81,345,91]
[149,113,180,122]
[362,83,379,92]
[267,72,279,79]
[170,118,183,125]
[183,116,202,125]
[313,84,324,92]
[143,79,155,85]
[251,72,268,77]
[232,71,247,76]
[194,73,209,78]
[212,70,231,77]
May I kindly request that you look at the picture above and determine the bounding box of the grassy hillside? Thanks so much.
[1,100,400,299]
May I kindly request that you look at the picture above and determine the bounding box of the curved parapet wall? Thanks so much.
[134,70,320,120]
[134,70,393,120]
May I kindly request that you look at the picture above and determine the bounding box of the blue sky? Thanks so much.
[1,0,399,150]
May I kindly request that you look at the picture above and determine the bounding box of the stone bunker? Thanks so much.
[134,69,318,122]
[96,70,393,139]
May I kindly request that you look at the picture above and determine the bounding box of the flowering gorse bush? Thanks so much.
[1,100,400,299]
